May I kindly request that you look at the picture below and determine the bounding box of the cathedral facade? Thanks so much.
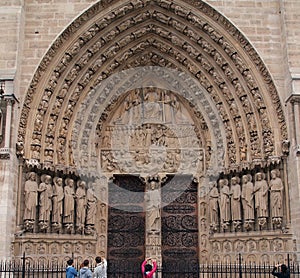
[0,0,300,270]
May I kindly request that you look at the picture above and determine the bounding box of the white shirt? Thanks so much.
[93,259,107,278]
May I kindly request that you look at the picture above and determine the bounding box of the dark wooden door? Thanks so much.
[161,175,199,277]
[107,175,145,277]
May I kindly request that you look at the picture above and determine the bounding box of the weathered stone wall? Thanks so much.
[0,0,299,260]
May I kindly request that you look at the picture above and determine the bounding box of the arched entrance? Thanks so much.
[14,0,293,269]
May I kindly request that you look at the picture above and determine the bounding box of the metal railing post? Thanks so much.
[239,253,243,278]
[22,252,25,278]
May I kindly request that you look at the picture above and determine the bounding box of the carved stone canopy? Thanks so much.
[17,0,287,175]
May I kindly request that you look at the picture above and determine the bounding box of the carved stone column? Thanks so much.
[143,175,162,275]
[0,79,19,259]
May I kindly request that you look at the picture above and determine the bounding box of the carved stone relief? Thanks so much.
[13,0,293,265]
[17,0,287,174]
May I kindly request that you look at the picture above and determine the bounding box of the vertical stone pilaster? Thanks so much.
[286,93,300,261]
[0,150,18,259]
[0,80,20,259]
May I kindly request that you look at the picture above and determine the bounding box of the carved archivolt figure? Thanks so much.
[270,169,284,219]
[52,177,64,227]
[23,172,39,222]
[63,178,75,226]
[253,172,269,218]
[209,182,219,230]
[38,175,53,230]
[219,178,230,226]
[145,179,161,233]
[230,177,241,223]
[241,174,254,221]
[76,180,87,233]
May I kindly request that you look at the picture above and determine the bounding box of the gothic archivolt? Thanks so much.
[14,0,292,263]
[17,0,287,172]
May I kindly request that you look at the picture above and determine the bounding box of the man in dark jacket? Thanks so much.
[272,264,290,278]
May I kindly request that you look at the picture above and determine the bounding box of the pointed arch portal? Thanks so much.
[15,0,293,269]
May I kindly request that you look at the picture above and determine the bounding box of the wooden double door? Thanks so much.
[107,175,199,277]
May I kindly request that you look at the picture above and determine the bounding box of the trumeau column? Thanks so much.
[286,74,300,261]
[0,79,18,259]
[142,175,163,277]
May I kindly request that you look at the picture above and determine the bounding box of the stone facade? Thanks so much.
[0,0,299,267]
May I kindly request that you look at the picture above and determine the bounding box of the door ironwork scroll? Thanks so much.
[161,175,199,277]
[108,175,145,274]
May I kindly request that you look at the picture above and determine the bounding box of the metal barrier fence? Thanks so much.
[1,254,300,278]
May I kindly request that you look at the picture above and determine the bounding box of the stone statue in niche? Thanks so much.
[85,182,98,235]
[23,172,39,231]
[270,169,284,228]
[163,92,175,123]
[208,181,219,232]
[145,177,161,234]
[230,176,241,230]
[38,174,53,231]
[75,180,87,234]
[253,172,269,228]
[144,91,162,123]
[51,177,64,231]
[219,178,230,230]
[172,94,190,124]
[241,174,254,230]
[63,178,75,232]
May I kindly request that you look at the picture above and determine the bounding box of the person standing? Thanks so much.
[79,259,92,278]
[271,264,290,278]
[93,256,107,278]
[141,258,157,278]
[66,259,78,278]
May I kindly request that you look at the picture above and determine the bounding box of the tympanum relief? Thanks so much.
[96,88,206,177]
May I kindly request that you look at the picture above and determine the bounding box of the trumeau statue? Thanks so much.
[145,178,161,234]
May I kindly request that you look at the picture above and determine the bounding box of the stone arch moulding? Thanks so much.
[17,0,288,175]
[13,0,291,261]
